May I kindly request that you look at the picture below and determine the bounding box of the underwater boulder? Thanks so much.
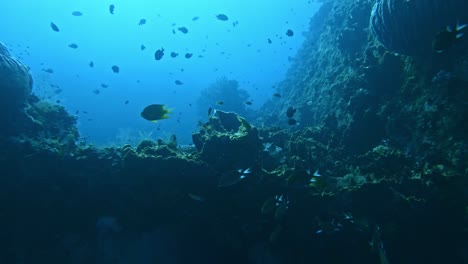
[192,111,261,170]
[370,0,468,55]
[0,41,33,124]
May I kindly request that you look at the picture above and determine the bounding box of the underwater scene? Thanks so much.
[0,0,466,263]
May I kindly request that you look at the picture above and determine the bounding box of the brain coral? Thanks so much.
[370,0,468,55]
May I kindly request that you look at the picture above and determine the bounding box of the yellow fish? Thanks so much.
[141,104,172,122]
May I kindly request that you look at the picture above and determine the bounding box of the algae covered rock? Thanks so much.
[192,110,261,169]
[0,42,32,118]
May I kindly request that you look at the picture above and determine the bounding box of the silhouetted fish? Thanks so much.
[89,61,94,67]
[154,48,164,60]
[178,27,188,34]
[192,16,199,21]
[140,44,146,50]
[286,29,294,37]
[68,43,78,49]
[72,11,83,16]
[185,53,193,59]
[170,52,178,58]
[138,18,146,25]
[109,4,115,14]
[175,80,183,85]
[216,14,229,21]
[50,22,60,32]
[111,65,119,73]
[433,22,467,53]
[286,107,296,118]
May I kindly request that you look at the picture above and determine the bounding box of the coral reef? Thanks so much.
[370,0,468,55]
[0,0,466,263]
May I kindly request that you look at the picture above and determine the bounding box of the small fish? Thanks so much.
[72,11,83,16]
[192,16,199,21]
[154,48,164,60]
[216,101,224,105]
[216,14,229,21]
[273,92,281,98]
[313,169,321,177]
[68,43,78,49]
[208,107,212,116]
[138,18,146,25]
[109,4,115,14]
[93,89,100,94]
[124,100,129,104]
[89,61,94,67]
[288,118,297,125]
[140,44,146,50]
[50,22,60,32]
[245,101,253,105]
[42,68,54,73]
[268,38,272,44]
[286,29,294,37]
[141,104,172,122]
[101,83,109,88]
[111,65,119,73]
[170,52,178,58]
[233,21,239,27]
[185,53,193,59]
[178,27,188,34]
[188,193,205,202]
[286,107,296,118]
[175,80,183,85]
[433,22,467,53]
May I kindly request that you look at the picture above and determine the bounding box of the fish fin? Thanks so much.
[446,25,453,32]
[456,33,464,39]
[151,120,158,123]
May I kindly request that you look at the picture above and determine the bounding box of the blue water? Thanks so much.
[0,0,319,145]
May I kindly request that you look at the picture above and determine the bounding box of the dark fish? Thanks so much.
[172,29,176,34]
[68,43,78,49]
[124,100,129,104]
[245,101,253,105]
[141,104,172,122]
[208,107,212,116]
[93,89,100,94]
[72,11,83,16]
[192,16,199,21]
[216,101,224,105]
[268,38,272,44]
[185,53,193,59]
[140,44,146,50]
[170,52,178,58]
[286,106,296,118]
[101,83,108,88]
[42,68,54,73]
[138,18,146,25]
[433,23,467,53]
[216,14,229,21]
[178,27,188,34]
[109,4,115,14]
[56,100,61,104]
[288,118,297,125]
[233,21,239,27]
[50,22,60,32]
[111,65,119,73]
[89,61,94,67]
[154,48,164,60]
[175,80,183,85]
[286,29,294,37]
